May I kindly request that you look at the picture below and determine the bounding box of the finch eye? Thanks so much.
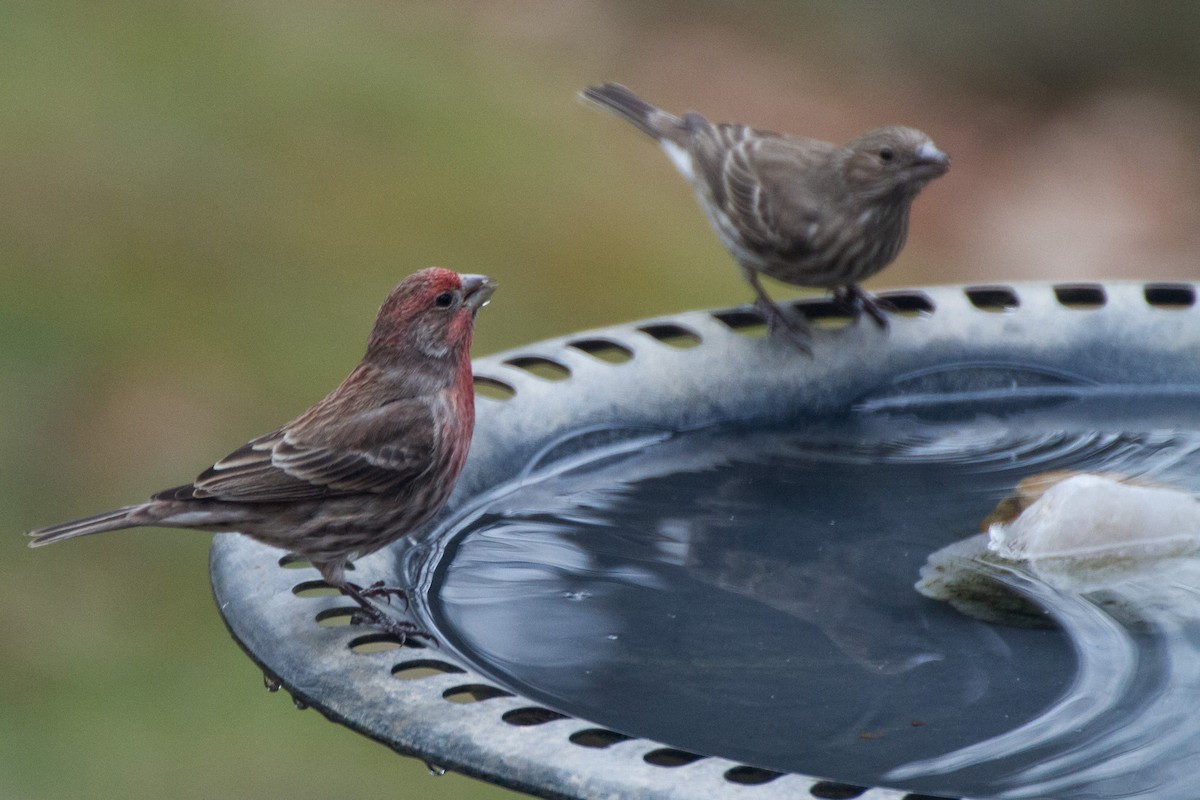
[879,147,895,162]
[434,292,455,308]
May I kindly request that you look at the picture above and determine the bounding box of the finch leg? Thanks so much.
[834,285,893,329]
[339,582,435,644]
[744,270,812,352]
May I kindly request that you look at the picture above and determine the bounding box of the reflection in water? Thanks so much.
[907,470,1200,798]
[428,390,1200,798]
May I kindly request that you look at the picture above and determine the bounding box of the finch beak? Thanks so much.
[461,274,497,313]
[914,141,950,175]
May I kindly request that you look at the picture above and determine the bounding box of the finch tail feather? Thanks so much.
[581,83,680,140]
[27,506,145,547]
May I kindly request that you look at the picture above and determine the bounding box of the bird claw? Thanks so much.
[347,606,436,645]
[756,298,813,353]
[359,580,410,610]
[339,582,435,645]
[834,286,892,329]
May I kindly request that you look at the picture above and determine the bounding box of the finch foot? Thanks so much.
[744,271,812,352]
[339,582,435,645]
[834,285,892,329]
[755,298,813,353]
[358,580,410,610]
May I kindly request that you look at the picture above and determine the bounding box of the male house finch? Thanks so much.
[581,83,949,345]
[29,267,495,638]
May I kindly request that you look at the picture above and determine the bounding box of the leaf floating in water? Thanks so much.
[918,470,1200,628]
[989,473,1200,592]
[906,469,1200,793]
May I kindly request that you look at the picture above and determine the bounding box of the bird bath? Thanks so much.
[212,281,1200,799]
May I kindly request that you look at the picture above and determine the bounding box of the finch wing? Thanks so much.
[714,130,832,260]
[169,399,437,502]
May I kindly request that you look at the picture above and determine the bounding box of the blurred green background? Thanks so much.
[5,2,1200,798]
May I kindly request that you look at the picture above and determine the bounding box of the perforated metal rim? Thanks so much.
[211,281,1200,800]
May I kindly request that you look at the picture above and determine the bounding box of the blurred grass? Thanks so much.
[3,2,1199,798]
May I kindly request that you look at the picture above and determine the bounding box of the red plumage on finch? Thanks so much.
[28,267,496,640]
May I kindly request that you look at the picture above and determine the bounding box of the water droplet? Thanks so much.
[425,762,446,776]
[562,590,591,602]
[263,672,281,693]
[292,696,309,711]
[606,634,619,641]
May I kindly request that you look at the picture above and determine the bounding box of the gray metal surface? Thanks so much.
[211,281,1199,800]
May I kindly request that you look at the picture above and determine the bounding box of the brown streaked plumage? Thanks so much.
[28,267,496,638]
[581,82,949,346]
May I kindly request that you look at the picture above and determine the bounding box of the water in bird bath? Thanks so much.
[422,385,1200,798]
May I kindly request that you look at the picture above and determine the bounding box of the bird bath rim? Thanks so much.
[211,279,1200,800]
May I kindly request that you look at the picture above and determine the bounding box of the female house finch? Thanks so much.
[581,83,949,346]
[29,267,495,638]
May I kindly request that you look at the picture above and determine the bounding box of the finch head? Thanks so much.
[368,268,496,361]
[842,126,950,203]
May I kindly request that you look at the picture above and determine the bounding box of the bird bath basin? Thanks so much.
[212,281,1200,799]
